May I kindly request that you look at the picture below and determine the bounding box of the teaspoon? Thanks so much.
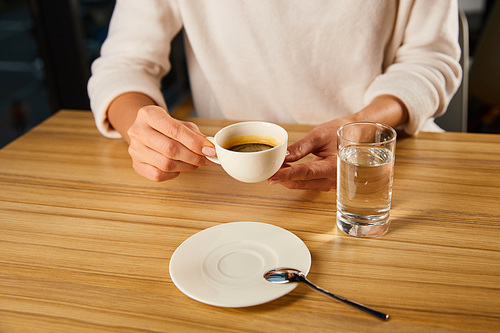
[264,268,389,321]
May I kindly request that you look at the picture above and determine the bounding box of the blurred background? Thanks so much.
[0,0,499,148]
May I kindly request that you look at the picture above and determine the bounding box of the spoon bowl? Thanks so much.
[264,268,389,321]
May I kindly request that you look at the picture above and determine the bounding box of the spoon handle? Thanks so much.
[298,275,389,321]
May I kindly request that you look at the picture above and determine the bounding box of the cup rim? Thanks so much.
[214,121,288,154]
[337,122,397,145]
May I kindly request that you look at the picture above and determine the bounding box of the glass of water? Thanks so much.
[336,122,397,237]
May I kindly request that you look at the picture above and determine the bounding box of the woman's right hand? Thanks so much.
[126,105,215,182]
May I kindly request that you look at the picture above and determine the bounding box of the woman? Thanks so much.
[88,0,462,191]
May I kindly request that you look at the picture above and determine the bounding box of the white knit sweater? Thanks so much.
[88,0,462,138]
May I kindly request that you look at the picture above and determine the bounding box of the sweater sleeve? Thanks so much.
[364,0,462,135]
[87,0,183,138]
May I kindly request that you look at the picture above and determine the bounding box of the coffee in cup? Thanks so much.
[223,135,280,152]
[206,122,288,183]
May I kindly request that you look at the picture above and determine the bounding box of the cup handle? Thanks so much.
[205,137,220,164]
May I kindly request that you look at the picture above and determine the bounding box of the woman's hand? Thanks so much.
[126,105,215,181]
[107,92,215,182]
[268,119,348,191]
[268,95,408,191]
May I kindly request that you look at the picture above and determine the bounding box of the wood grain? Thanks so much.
[0,110,499,332]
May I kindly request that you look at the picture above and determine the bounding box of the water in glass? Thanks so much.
[336,145,394,237]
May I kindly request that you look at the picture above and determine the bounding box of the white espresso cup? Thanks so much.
[206,121,288,183]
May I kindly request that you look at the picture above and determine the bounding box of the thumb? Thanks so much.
[285,133,321,162]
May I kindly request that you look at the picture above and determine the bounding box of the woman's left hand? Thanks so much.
[268,95,409,191]
[268,118,348,191]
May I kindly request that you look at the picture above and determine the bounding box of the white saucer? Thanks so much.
[169,221,311,307]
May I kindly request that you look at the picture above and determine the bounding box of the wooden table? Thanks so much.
[1,110,499,332]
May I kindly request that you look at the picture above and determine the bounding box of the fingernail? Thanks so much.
[268,179,281,185]
[285,150,291,156]
[202,146,216,157]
